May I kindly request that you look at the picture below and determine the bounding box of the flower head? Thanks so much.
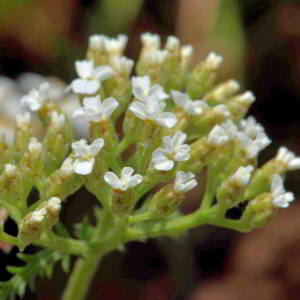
[21,82,50,111]
[104,34,128,56]
[239,116,265,139]
[46,197,61,215]
[28,137,42,155]
[71,60,114,95]
[30,208,47,223]
[129,97,177,128]
[72,95,119,122]
[207,125,229,146]
[89,34,106,51]
[132,76,169,102]
[4,164,17,176]
[51,111,65,129]
[171,90,206,115]
[205,52,223,70]
[143,50,169,65]
[174,171,197,193]
[111,56,134,75]
[104,167,143,191]
[71,138,104,175]
[275,147,300,171]
[271,174,294,208]
[165,36,180,52]
[141,32,161,51]
[152,131,190,171]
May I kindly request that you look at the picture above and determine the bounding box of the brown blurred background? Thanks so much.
[1,0,300,299]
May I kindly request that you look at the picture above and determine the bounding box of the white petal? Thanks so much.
[89,138,104,156]
[72,107,87,120]
[155,112,177,128]
[129,101,148,120]
[171,131,187,148]
[127,174,143,188]
[104,172,121,189]
[71,79,100,94]
[75,60,94,79]
[94,66,115,81]
[149,85,169,100]
[83,95,102,110]
[72,139,89,157]
[73,158,95,175]
[289,158,300,170]
[175,151,190,161]
[121,167,134,180]
[171,90,189,108]
[102,97,119,117]
[132,86,146,101]
[183,179,198,192]
[154,159,174,171]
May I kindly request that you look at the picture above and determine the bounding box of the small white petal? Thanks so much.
[129,101,148,120]
[94,66,115,81]
[121,167,135,180]
[171,90,189,108]
[73,158,95,175]
[75,60,94,79]
[71,79,100,94]
[127,174,143,188]
[102,97,119,117]
[89,138,104,156]
[155,112,177,128]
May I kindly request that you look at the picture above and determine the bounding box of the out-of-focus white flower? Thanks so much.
[71,139,104,175]
[230,165,254,186]
[46,197,61,214]
[181,45,193,70]
[30,208,47,223]
[171,90,206,115]
[276,147,300,171]
[16,112,31,130]
[213,104,231,118]
[143,50,169,65]
[72,95,119,122]
[165,36,180,52]
[129,98,177,128]
[105,34,128,56]
[271,174,294,208]
[71,60,114,95]
[51,111,65,129]
[111,56,134,75]
[239,116,264,139]
[141,32,161,51]
[104,167,143,191]
[89,34,107,51]
[205,52,223,70]
[174,171,197,193]
[207,125,229,146]
[236,91,256,105]
[4,164,17,176]
[152,131,190,171]
[132,76,168,102]
[28,137,42,155]
[21,82,50,111]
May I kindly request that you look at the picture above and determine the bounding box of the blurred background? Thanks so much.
[1,0,300,299]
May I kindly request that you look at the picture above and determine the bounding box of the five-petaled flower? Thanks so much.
[271,174,294,208]
[71,138,104,175]
[72,95,119,122]
[171,90,207,115]
[129,97,177,128]
[152,131,190,171]
[71,60,114,95]
[174,171,197,193]
[21,82,50,111]
[132,75,169,102]
[104,167,143,191]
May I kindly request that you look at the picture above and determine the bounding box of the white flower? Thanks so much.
[21,82,50,111]
[239,116,265,139]
[207,125,229,146]
[71,60,114,95]
[276,147,300,171]
[28,137,42,155]
[174,171,197,193]
[132,76,169,102]
[141,32,161,51]
[220,120,238,140]
[60,157,74,177]
[71,138,104,175]
[271,175,294,208]
[236,91,256,105]
[4,164,17,176]
[30,208,47,223]
[89,34,106,51]
[111,56,134,75]
[129,97,177,128]
[205,52,223,70]
[46,197,62,214]
[165,36,180,52]
[16,112,31,130]
[230,165,254,186]
[143,50,169,65]
[181,45,193,70]
[171,90,207,115]
[152,131,190,171]
[72,95,119,122]
[104,167,143,191]
[51,111,65,129]
[104,34,128,56]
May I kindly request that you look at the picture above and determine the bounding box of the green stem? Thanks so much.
[62,252,103,300]
[128,212,153,223]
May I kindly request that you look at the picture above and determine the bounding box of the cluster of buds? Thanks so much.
[0,32,299,255]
